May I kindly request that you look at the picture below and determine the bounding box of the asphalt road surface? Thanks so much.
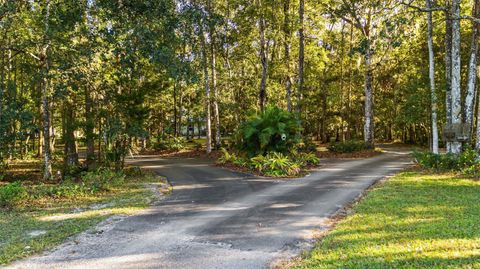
[8,146,411,269]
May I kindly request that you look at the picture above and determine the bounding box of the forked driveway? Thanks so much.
[9,147,411,269]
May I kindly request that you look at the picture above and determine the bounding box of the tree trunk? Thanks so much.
[63,101,78,172]
[450,0,462,153]
[465,0,480,131]
[445,0,453,152]
[200,14,212,154]
[426,0,439,154]
[284,0,293,112]
[208,1,221,149]
[85,86,95,167]
[258,1,268,112]
[173,80,178,137]
[364,38,375,149]
[297,0,305,115]
[41,0,52,180]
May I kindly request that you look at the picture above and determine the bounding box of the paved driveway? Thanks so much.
[8,147,411,269]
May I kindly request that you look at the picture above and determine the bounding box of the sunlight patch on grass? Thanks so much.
[0,175,167,266]
[294,172,480,269]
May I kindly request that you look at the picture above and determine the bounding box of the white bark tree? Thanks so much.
[444,0,453,153]
[199,8,212,154]
[208,0,221,149]
[426,0,439,154]
[450,0,462,154]
[465,0,480,133]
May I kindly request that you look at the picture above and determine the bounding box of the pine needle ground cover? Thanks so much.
[295,172,480,269]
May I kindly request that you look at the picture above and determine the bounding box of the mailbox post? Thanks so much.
[443,123,471,143]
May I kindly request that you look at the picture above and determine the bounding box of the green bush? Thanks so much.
[327,140,368,153]
[35,183,92,199]
[217,148,238,164]
[295,152,320,166]
[154,137,186,152]
[81,168,126,192]
[0,182,27,208]
[250,152,300,177]
[236,106,302,156]
[413,148,479,172]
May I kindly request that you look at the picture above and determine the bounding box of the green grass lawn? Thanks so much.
[0,173,168,266]
[295,172,480,269]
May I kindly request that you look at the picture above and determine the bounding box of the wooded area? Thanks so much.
[1,0,480,180]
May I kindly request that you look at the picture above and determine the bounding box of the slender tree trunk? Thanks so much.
[445,0,453,152]
[347,24,354,140]
[465,0,480,131]
[41,0,52,180]
[63,100,78,172]
[200,16,212,154]
[173,80,178,137]
[85,86,95,167]
[284,0,293,112]
[426,0,439,154]
[258,1,268,112]
[297,0,305,115]
[450,0,462,153]
[208,1,221,149]
[364,38,375,149]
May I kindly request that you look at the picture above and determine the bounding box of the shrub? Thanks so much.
[236,106,302,156]
[0,182,27,208]
[81,168,126,192]
[154,137,186,152]
[413,147,479,172]
[295,152,320,166]
[217,148,238,164]
[251,152,300,177]
[328,140,368,153]
[36,183,92,199]
[124,166,144,177]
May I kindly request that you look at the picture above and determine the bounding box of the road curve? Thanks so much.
[7,147,411,269]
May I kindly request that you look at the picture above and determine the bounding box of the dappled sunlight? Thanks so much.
[38,206,145,222]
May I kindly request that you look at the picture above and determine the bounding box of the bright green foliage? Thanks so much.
[236,106,302,156]
[294,152,320,166]
[295,172,480,269]
[327,140,368,153]
[153,137,187,152]
[250,152,300,177]
[217,148,238,164]
[80,169,126,192]
[0,182,27,208]
[413,148,478,172]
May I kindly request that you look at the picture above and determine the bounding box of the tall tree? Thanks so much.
[284,0,293,112]
[426,0,439,154]
[257,0,268,112]
[464,0,480,131]
[297,0,305,115]
[450,0,462,154]
[208,0,221,149]
[199,6,212,154]
[41,0,52,180]
[445,0,453,152]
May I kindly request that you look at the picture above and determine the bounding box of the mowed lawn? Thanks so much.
[295,172,480,269]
